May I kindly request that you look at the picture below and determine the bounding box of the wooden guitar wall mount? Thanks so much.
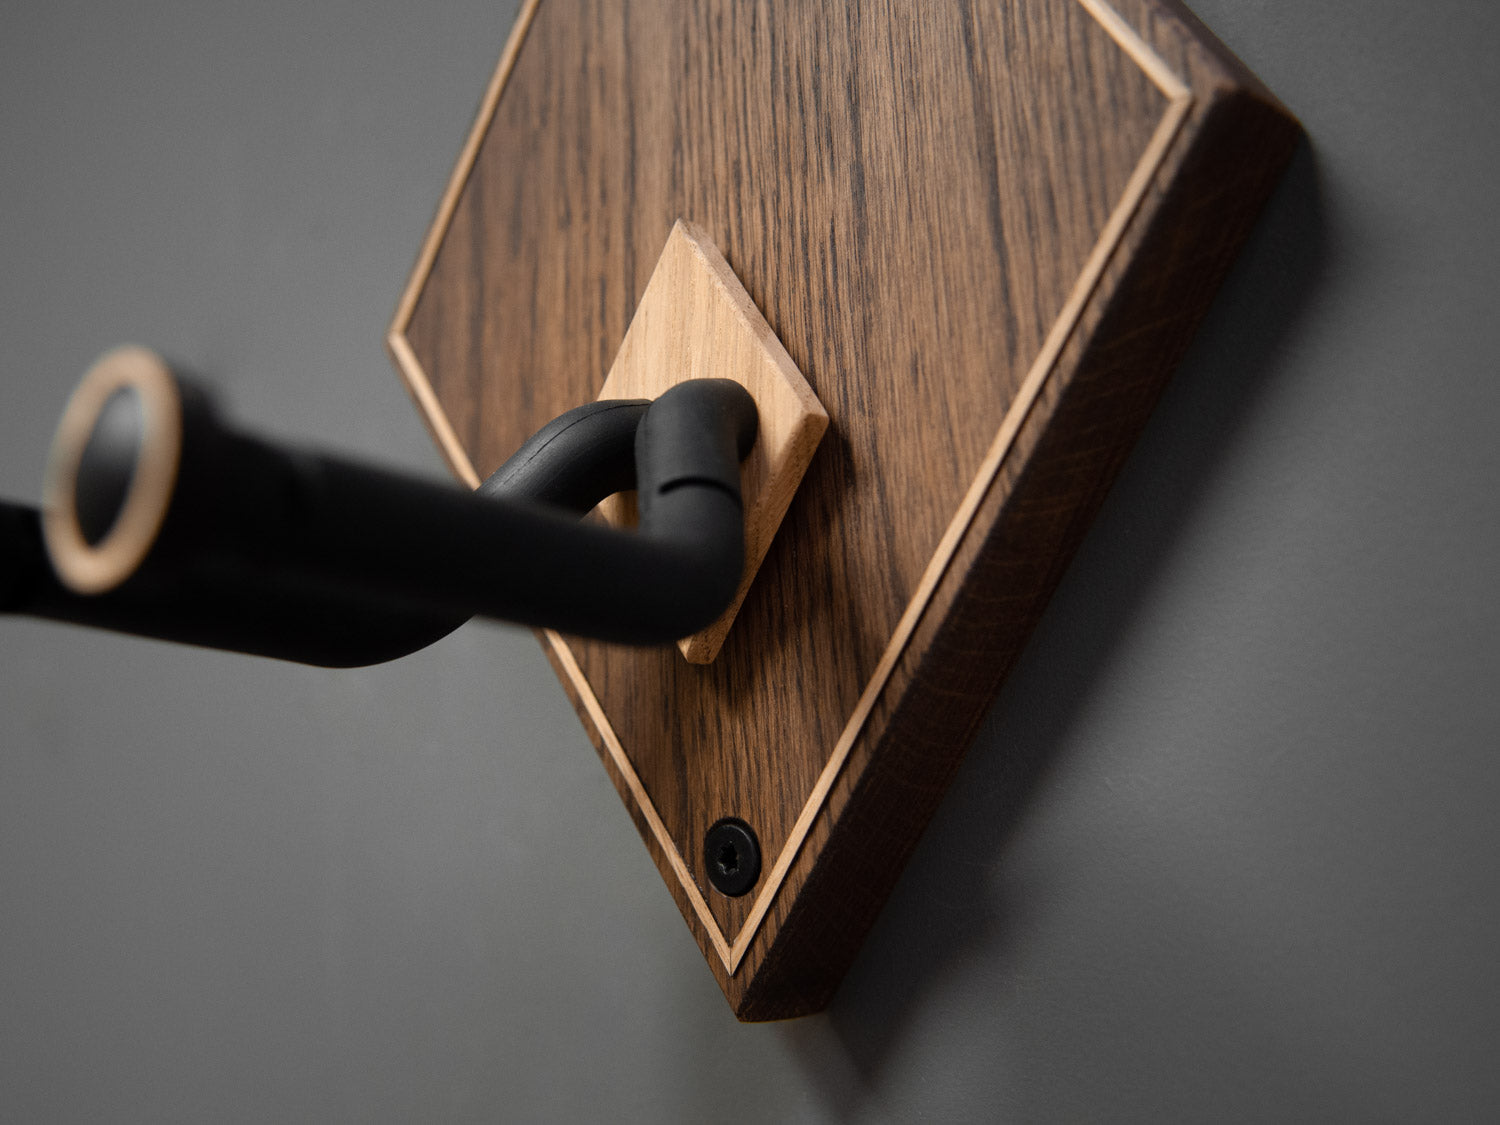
[387,0,1300,1021]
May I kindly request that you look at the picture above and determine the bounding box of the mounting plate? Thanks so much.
[594,219,828,665]
[388,0,1298,1020]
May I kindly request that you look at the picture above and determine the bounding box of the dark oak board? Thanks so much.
[389,0,1298,1019]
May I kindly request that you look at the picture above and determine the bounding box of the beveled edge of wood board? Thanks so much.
[385,0,1193,977]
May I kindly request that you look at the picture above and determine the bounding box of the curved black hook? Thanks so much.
[2,348,756,665]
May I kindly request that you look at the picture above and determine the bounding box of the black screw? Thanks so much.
[704,817,761,897]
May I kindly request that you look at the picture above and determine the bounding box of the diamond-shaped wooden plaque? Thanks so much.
[388,0,1298,1019]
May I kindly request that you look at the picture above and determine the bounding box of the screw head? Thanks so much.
[704,817,761,897]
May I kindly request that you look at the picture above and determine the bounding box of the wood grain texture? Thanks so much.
[595,220,828,664]
[390,0,1299,1019]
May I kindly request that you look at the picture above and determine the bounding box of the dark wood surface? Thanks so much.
[393,0,1298,1019]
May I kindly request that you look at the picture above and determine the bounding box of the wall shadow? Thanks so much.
[777,140,1331,1111]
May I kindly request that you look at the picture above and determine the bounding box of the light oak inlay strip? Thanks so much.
[387,0,542,488]
[544,631,735,968]
[729,91,1193,972]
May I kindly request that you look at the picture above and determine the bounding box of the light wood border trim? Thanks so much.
[546,630,736,966]
[1077,0,1190,101]
[389,0,1192,975]
[728,90,1194,971]
[386,0,543,489]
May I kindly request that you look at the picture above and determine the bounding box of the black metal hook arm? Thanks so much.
[1,348,757,665]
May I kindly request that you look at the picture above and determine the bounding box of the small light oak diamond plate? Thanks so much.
[595,220,828,664]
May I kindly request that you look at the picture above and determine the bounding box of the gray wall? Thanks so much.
[2,1,1496,1120]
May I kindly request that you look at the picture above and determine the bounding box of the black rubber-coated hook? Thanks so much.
[1,347,757,665]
